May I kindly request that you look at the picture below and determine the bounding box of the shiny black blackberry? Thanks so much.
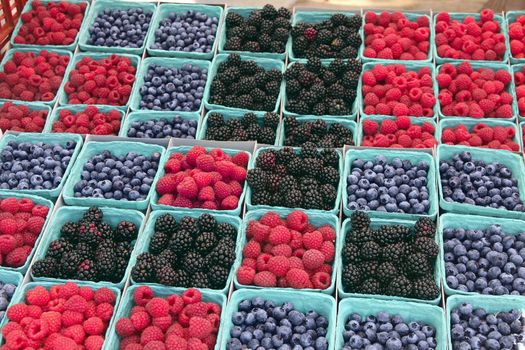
[116,221,137,242]
[156,266,178,286]
[32,257,58,277]
[77,259,97,281]
[207,265,230,289]
[179,217,199,237]
[149,232,169,254]
[183,252,206,274]
[169,230,193,254]
[198,213,217,232]
[195,232,217,254]
[82,207,103,223]
[47,238,72,260]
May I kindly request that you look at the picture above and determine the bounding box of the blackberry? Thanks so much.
[61,251,83,277]
[196,213,216,233]
[96,246,117,281]
[156,266,178,286]
[60,222,79,241]
[359,278,382,295]
[195,232,217,254]
[192,272,210,288]
[82,207,103,223]
[216,223,237,240]
[303,190,323,209]
[374,225,409,246]
[414,237,439,257]
[78,223,104,246]
[115,221,137,242]
[256,150,276,171]
[77,259,97,281]
[415,217,436,238]
[226,12,244,27]
[342,243,359,264]
[276,147,297,164]
[266,173,281,192]
[377,262,398,284]
[183,252,206,274]
[320,167,340,186]
[405,253,433,277]
[207,265,230,289]
[351,211,371,232]
[348,228,373,245]
[207,112,225,128]
[382,243,405,262]
[252,190,273,205]
[75,242,93,259]
[154,213,179,234]
[359,261,379,279]
[115,256,128,278]
[320,149,340,167]
[47,238,72,260]
[259,127,277,144]
[131,253,156,282]
[342,70,359,89]
[32,257,58,277]
[285,190,303,208]
[301,158,322,178]
[207,239,236,268]
[169,230,193,254]
[240,112,258,128]
[279,175,299,193]
[149,232,169,254]
[177,270,192,288]
[97,222,114,241]
[247,168,267,192]
[412,277,440,300]
[348,14,362,29]
[157,249,177,268]
[179,217,199,236]
[387,276,413,297]
[263,112,279,129]
[359,241,381,261]
[342,264,362,291]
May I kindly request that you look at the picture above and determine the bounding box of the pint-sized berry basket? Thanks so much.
[511,63,525,120]
[506,11,525,64]
[0,101,51,133]
[432,11,510,64]
[203,53,285,115]
[119,110,201,139]
[336,298,447,349]
[436,144,525,220]
[359,60,438,120]
[218,289,336,350]
[436,117,521,151]
[445,294,525,350]
[337,216,443,305]
[342,148,438,220]
[77,0,157,55]
[218,6,289,61]
[128,209,241,294]
[0,281,121,348]
[360,11,434,63]
[129,56,212,114]
[10,0,90,52]
[232,208,339,294]
[278,115,357,147]
[104,285,227,350]
[150,145,251,217]
[287,9,362,62]
[0,132,83,199]
[30,206,145,289]
[0,48,73,106]
[439,213,525,298]
[62,140,166,211]
[43,105,125,135]
[145,3,224,60]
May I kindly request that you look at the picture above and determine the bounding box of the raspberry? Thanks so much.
[256,253,271,271]
[64,295,88,313]
[286,268,311,289]
[94,288,115,305]
[146,298,169,318]
[468,134,483,147]
[7,303,28,322]
[271,244,292,257]
[493,126,508,142]
[302,230,323,250]
[236,266,255,285]
[311,272,331,289]
[188,317,212,339]
[133,286,154,307]
[5,245,31,267]
[131,311,151,331]
[302,249,325,270]
[441,129,456,143]
[362,119,379,136]
[140,326,164,345]
[177,177,199,199]
[268,225,291,245]
[395,115,411,130]
[253,271,277,287]
[362,71,376,86]
[182,288,202,304]
[319,241,335,262]
[477,127,494,143]
[0,218,17,235]
[85,335,104,350]
[186,146,206,167]
[259,212,282,228]
[379,119,398,135]
[267,256,290,277]
[232,152,249,167]
[243,240,261,259]
[0,198,20,214]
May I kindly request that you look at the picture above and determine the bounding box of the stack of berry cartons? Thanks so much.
[61,139,165,210]
[218,288,335,350]
[439,213,525,297]
[129,210,241,294]
[77,0,157,55]
[106,285,226,350]
[145,3,224,60]
[29,206,145,289]
[218,6,292,60]
[0,281,121,349]
[361,10,433,62]
[336,298,447,349]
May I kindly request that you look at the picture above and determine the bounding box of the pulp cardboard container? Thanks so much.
[0,282,121,347]
[437,117,521,151]
[59,52,141,109]
[359,61,438,120]
[145,3,224,59]
[511,63,525,120]
[129,56,211,113]
[342,148,438,220]
[203,53,285,114]
[245,146,343,215]
[336,298,447,350]
[43,105,126,134]
[30,206,145,289]
[278,115,356,147]
[232,208,339,294]
[0,132,83,199]
[436,144,525,220]
[288,9,362,62]
[337,217,442,304]
[0,48,73,106]
[437,61,515,120]
[356,115,436,147]
[218,6,289,60]
[78,0,157,55]
[506,11,525,64]
[198,109,279,145]
[445,294,525,350]
[62,140,166,210]
[150,144,251,216]
[119,110,201,138]
[433,12,509,64]
[128,209,241,294]
[283,61,358,120]
[360,10,434,63]
[104,285,226,350]
[218,289,336,350]
[439,213,525,297]
[10,0,90,51]
[0,101,51,132]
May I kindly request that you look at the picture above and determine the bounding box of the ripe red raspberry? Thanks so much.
[286,268,311,289]
[302,249,325,270]
[7,303,28,322]
[302,230,323,250]
[362,119,379,136]
[133,286,154,307]
[83,317,104,335]
[145,298,169,318]
[130,311,151,331]
[140,325,164,345]
[379,119,398,135]
[271,244,292,258]
[242,240,261,259]
[236,266,255,285]
[5,245,31,267]
[311,272,331,289]
[268,225,291,245]
[267,256,290,277]
[285,210,308,231]
[182,288,202,305]
[93,287,115,305]
[259,212,282,228]
[253,271,277,287]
